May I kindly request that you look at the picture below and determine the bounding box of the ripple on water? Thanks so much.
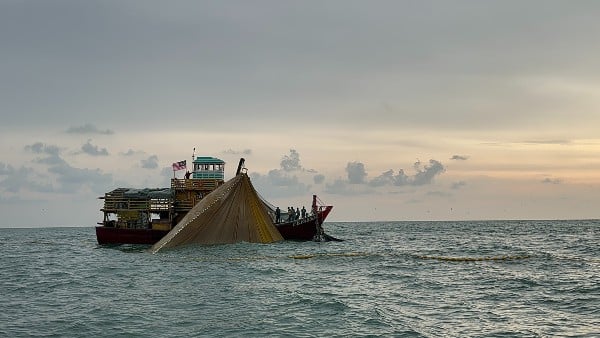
[1,222,599,337]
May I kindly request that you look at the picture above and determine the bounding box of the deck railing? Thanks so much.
[171,178,221,191]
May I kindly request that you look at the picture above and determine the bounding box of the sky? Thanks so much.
[1,0,600,227]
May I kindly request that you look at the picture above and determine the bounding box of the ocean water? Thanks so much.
[0,220,598,337]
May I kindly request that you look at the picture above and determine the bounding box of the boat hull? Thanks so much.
[95,227,170,245]
[95,206,333,245]
[275,206,333,241]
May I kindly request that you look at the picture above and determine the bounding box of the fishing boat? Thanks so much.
[95,156,334,245]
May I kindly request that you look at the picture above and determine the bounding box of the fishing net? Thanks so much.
[151,173,282,253]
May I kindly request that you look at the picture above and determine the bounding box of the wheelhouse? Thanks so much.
[192,156,225,180]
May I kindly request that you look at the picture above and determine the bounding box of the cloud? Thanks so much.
[541,178,561,184]
[65,123,115,135]
[25,142,64,166]
[245,149,313,198]
[65,124,114,135]
[281,149,302,171]
[368,169,395,187]
[450,155,469,160]
[313,174,325,184]
[81,140,109,156]
[222,148,252,155]
[324,178,372,195]
[392,169,410,186]
[140,155,159,169]
[249,171,310,198]
[451,181,467,189]
[25,142,60,156]
[0,164,55,193]
[21,142,113,194]
[0,162,14,175]
[121,149,144,156]
[412,160,445,186]
[321,158,448,195]
[48,162,112,193]
[324,178,350,194]
[346,162,367,184]
[366,159,446,187]
[267,169,299,186]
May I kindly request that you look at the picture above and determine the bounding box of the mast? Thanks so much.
[236,158,246,176]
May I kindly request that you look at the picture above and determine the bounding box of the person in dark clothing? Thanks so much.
[275,207,281,223]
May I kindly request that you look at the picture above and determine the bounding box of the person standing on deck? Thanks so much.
[275,207,281,223]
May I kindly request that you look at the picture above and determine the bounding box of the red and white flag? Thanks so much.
[172,160,186,171]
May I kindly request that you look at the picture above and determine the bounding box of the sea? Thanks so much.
[0,220,598,338]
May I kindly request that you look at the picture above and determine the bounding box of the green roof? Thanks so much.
[193,156,225,164]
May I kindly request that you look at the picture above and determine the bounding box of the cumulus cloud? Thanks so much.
[20,142,113,194]
[365,159,445,187]
[246,149,313,198]
[346,162,367,184]
[392,169,410,186]
[81,140,109,156]
[412,160,445,186]
[141,155,159,169]
[25,142,60,156]
[48,162,112,193]
[65,124,114,135]
[281,149,302,171]
[250,152,302,187]
[0,165,54,193]
[368,169,395,187]
[25,142,63,166]
[450,155,469,160]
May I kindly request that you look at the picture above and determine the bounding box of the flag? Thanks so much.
[172,160,186,171]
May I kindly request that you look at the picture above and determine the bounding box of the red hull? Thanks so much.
[95,227,170,245]
[95,206,333,245]
[275,206,333,241]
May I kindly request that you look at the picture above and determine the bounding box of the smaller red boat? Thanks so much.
[95,157,335,245]
[270,195,334,241]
